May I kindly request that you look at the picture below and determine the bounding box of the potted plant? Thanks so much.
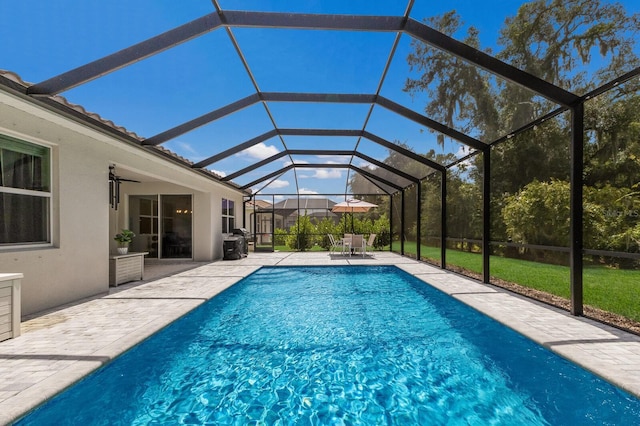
[114,229,135,255]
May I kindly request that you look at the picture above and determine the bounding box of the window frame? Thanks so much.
[222,198,236,234]
[0,133,53,248]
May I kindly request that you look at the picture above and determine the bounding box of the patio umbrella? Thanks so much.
[331,199,378,233]
[331,199,378,213]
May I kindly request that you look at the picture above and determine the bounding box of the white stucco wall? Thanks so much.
[0,90,245,316]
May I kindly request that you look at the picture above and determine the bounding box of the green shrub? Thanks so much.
[274,228,288,246]
[314,217,336,250]
[286,213,315,251]
[372,214,391,249]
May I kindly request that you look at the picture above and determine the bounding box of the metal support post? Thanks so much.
[441,170,447,268]
[401,190,406,255]
[570,103,584,315]
[389,194,393,252]
[482,149,491,283]
[416,182,421,261]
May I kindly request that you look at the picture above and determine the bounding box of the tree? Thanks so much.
[490,116,571,198]
[346,0,640,267]
[405,11,499,141]
[584,92,640,189]
[403,0,639,255]
[495,0,640,145]
[445,165,483,251]
[405,0,639,144]
[502,179,570,248]
[420,173,442,246]
[583,184,640,254]
[502,179,639,264]
[497,0,639,92]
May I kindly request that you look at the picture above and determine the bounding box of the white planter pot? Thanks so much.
[117,246,129,255]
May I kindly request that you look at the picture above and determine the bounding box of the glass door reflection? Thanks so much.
[161,195,192,259]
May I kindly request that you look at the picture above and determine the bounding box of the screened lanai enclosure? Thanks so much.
[1,0,639,320]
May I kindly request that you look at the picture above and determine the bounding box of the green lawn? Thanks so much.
[395,241,640,323]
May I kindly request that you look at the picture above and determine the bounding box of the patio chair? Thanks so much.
[341,234,353,255]
[351,234,365,257]
[328,234,343,254]
[364,233,376,256]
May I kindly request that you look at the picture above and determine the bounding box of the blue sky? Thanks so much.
[1,0,638,200]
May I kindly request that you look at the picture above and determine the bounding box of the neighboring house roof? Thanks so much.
[248,199,273,210]
[288,210,339,219]
[273,197,337,210]
[271,197,338,217]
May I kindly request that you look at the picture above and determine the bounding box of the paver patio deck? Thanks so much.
[1,251,639,424]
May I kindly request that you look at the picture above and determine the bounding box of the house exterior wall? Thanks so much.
[113,182,241,261]
[0,90,244,317]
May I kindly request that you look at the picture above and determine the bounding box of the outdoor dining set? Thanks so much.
[328,234,376,257]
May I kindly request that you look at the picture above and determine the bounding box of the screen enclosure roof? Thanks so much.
[0,0,638,199]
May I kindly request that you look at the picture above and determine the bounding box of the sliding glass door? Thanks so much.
[161,195,192,259]
[129,195,159,257]
[129,194,192,259]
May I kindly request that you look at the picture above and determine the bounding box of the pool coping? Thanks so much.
[1,251,639,424]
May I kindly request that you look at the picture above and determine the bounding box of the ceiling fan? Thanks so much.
[109,165,140,210]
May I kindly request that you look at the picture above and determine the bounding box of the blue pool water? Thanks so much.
[16,266,640,425]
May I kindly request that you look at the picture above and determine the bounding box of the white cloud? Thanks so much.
[299,188,320,195]
[209,169,227,177]
[264,179,290,189]
[317,155,352,164]
[298,168,343,179]
[237,143,280,160]
[311,168,343,179]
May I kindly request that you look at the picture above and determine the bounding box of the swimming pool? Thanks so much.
[15,265,640,424]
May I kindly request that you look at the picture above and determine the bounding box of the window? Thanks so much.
[222,198,235,233]
[0,135,51,245]
[138,197,159,235]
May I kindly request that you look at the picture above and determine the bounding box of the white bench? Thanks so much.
[109,252,148,287]
[0,273,22,341]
